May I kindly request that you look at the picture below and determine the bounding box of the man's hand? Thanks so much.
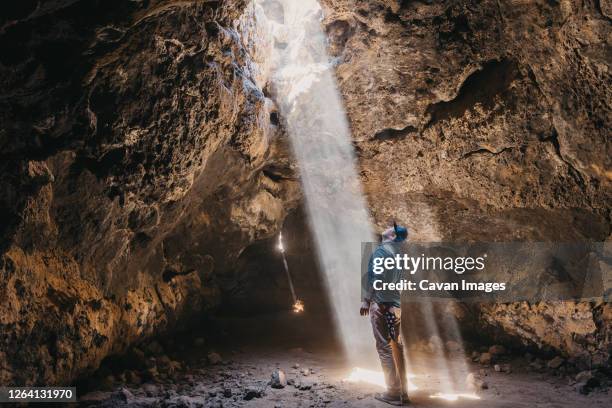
[359,300,370,316]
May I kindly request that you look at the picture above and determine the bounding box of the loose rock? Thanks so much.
[547,356,565,369]
[271,369,287,389]
[244,387,263,400]
[575,370,593,383]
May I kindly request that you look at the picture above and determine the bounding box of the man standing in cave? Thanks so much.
[360,222,409,406]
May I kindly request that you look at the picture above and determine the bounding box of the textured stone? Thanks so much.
[0,0,300,385]
[0,0,610,386]
[317,0,610,367]
[271,369,287,389]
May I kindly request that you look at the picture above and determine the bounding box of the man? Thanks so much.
[360,222,409,406]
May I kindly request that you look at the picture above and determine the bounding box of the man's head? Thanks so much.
[381,222,408,242]
[393,222,408,242]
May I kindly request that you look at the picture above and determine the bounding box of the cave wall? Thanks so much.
[318,0,610,362]
[0,0,610,385]
[0,0,299,385]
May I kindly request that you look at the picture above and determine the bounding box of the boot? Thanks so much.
[374,391,411,406]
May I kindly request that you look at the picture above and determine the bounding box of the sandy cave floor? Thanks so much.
[79,311,612,408]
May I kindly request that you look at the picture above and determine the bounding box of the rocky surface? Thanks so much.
[318,0,611,364]
[0,0,610,386]
[77,314,611,407]
[0,0,299,385]
[320,0,610,240]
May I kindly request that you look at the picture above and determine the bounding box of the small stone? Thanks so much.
[479,352,492,365]
[298,382,312,391]
[471,351,480,362]
[301,368,310,376]
[243,387,262,400]
[287,378,295,386]
[488,345,506,356]
[494,363,511,373]
[114,388,134,402]
[142,383,158,396]
[293,363,300,369]
[208,352,223,365]
[271,369,287,389]
[547,356,564,369]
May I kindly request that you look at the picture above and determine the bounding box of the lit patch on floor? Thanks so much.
[429,392,481,401]
[345,367,418,391]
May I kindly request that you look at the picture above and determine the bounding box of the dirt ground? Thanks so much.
[79,311,611,407]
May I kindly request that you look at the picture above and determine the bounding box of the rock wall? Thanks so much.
[319,0,610,361]
[0,0,610,385]
[0,0,299,385]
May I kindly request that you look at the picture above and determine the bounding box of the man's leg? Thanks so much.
[369,302,401,395]
[389,306,408,396]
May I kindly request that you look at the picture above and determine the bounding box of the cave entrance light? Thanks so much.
[249,0,478,399]
[253,0,377,366]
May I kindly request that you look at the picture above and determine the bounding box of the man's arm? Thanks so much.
[360,247,382,316]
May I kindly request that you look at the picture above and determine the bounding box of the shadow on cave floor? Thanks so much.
[76,306,612,408]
